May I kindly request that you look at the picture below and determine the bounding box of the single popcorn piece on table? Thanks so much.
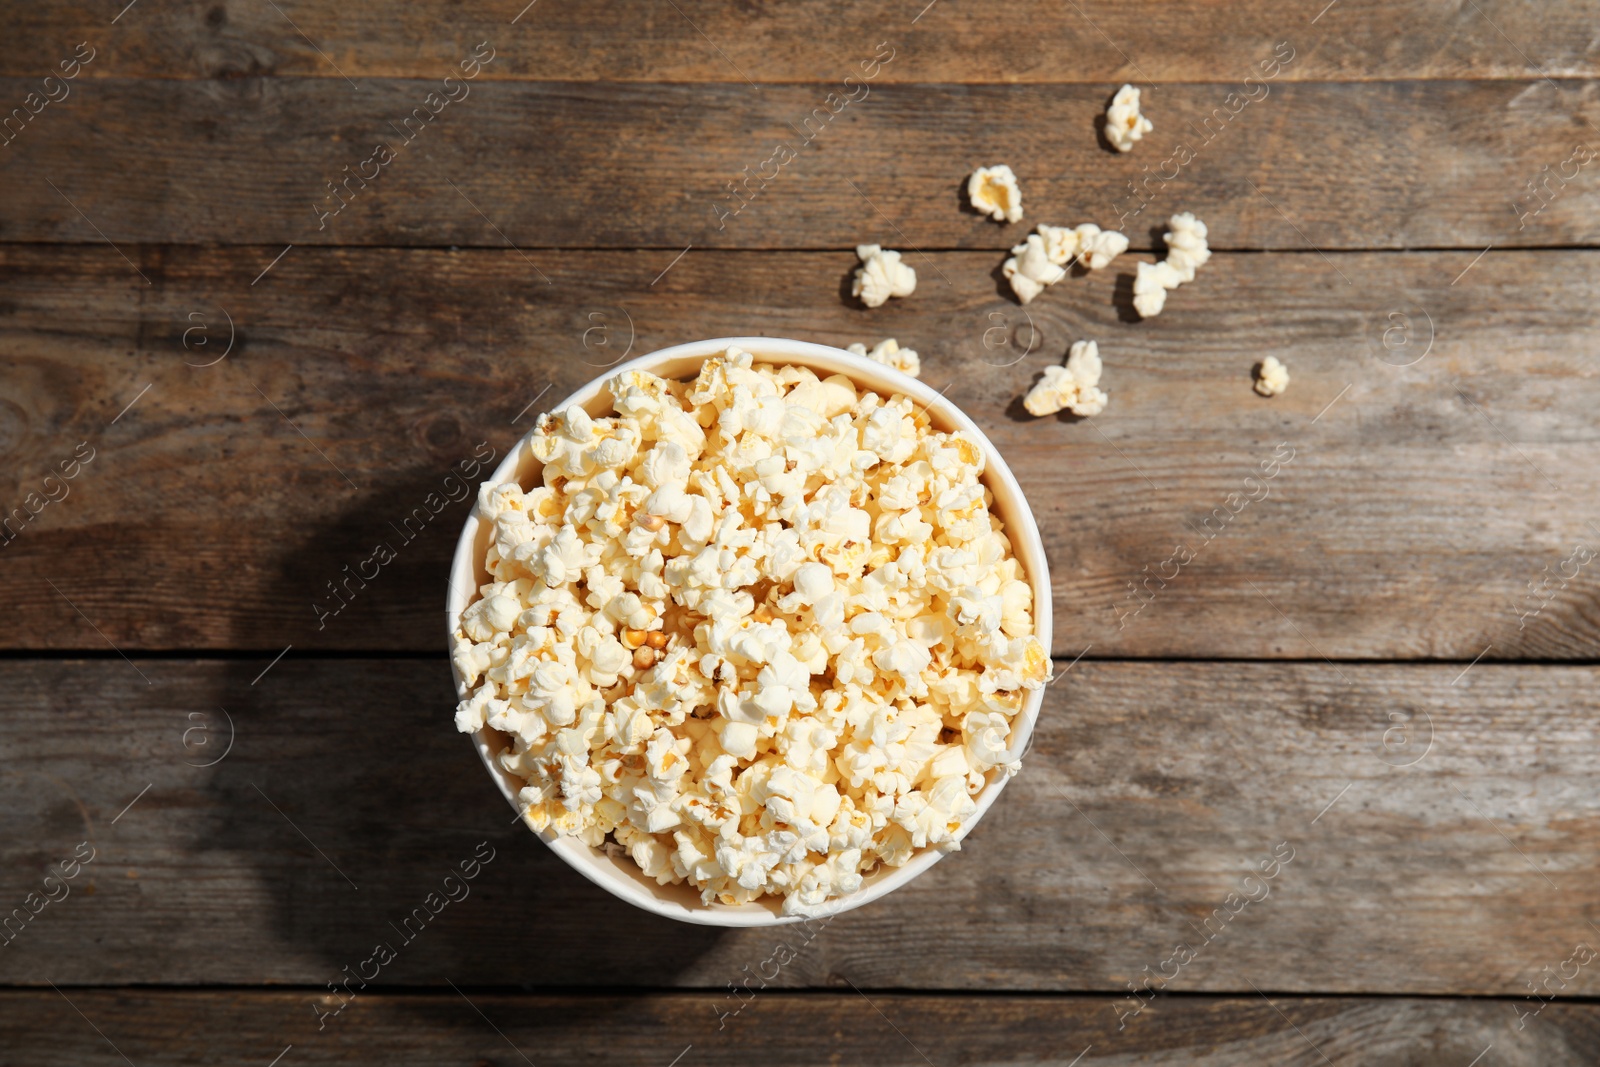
[1163,212,1211,280]
[1132,212,1210,319]
[1023,340,1107,417]
[1255,355,1290,397]
[852,244,917,308]
[847,338,922,379]
[1133,260,1184,318]
[1104,83,1153,153]
[454,346,1047,915]
[967,164,1024,224]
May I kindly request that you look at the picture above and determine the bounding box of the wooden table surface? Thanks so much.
[4,1,1600,1063]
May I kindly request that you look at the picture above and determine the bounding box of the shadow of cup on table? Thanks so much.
[188,455,727,1044]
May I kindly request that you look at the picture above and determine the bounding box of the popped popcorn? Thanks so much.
[1132,260,1183,318]
[1071,225,1131,270]
[847,338,922,379]
[1023,340,1108,417]
[1133,212,1210,319]
[1163,212,1211,281]
[1104,83,1152,153]
[1002,233,1066,305]
[455,347,1047,915]
[967,164,1024,224]
[1254,356,1290,397]
[852,244,917,308]
[1009,223,1130,302]
[1004,222,1132,302]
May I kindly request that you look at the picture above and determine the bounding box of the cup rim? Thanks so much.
[446,336,1052,926]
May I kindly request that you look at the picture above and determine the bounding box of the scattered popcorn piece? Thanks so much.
[1163,212,1211,282]
[852,244,917,308]
[1104,83,1153,153]
[1008,223,1129,305]
[1003,233,1067,304]
[847,338,922,379]
[1076,225,1131,270]
[1022,340,1108,417]
[1255,356,1290,397]
[1032,223,1129,271]
[1035,224,1081,267]
[455,346,1045,914]
[967,164,1024,224]
[1132,260,1184,318]
[1133,212,1211,319]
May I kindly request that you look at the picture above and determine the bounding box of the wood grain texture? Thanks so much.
[10,0,1600,83]
[4,658,1597,994]
[1,78,1596,249]
[3,246,1598,658]
[2,990,1597,1066]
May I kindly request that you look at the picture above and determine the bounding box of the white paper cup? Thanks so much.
[447,337,1052,926]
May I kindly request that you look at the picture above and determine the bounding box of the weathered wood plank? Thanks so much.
[3,659,1597,995]
[11,0,1600,83]
[1,990,1595,1066]
[1,78,1595,249]
[3,246,1597,658]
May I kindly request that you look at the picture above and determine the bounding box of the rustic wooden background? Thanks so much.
[4,0,1600,1063]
